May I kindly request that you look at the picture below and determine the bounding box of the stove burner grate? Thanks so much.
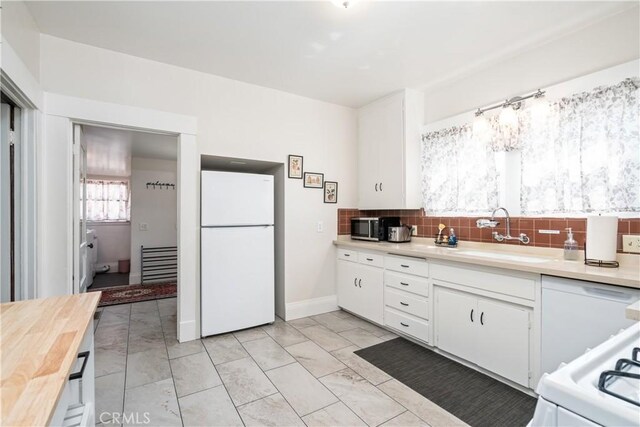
[598,347,640,407]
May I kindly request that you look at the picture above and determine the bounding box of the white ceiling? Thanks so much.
[27,1,636,107]
[84,125,177,177]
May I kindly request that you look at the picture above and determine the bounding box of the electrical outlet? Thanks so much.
[622,235,640,253]
[411,225,418,236]
[317,221,324,233]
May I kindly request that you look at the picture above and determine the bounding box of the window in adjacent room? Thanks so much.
[86,179,130,222]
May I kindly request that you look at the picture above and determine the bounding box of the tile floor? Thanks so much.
[94,298,466,427]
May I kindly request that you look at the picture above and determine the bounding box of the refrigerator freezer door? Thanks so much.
[201,171,274,226]
[201,226,275,336]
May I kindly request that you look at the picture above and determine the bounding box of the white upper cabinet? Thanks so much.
[357,89,423,210]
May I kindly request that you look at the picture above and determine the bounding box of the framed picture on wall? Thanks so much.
[324,181,338,203]
[288,155,303,179]
[303,172,324,188]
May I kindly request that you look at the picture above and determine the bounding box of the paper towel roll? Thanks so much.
[586,215,618,262]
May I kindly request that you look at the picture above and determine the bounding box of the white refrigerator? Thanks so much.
[201,171,275,337]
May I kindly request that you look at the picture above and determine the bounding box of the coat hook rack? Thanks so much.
[146,181,176,190]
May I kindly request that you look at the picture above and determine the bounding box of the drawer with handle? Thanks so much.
[385,255,429,277]
[337,249,358,262]
[384,307,429,343]
[358,252,384,268]
[384,271,428,297]
[385,287,428,320]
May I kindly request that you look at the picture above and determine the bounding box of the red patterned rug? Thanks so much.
[91,282,177,307]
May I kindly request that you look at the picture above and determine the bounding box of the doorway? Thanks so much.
[1,97,21,302]
[77,124,179,304]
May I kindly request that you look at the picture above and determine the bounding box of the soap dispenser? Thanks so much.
[564,227,579,260]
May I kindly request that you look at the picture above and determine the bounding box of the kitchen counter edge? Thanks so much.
[333,238,640,289]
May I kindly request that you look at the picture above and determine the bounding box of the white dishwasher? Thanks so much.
[541,276,640,376]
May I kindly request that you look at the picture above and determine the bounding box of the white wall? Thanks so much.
[39,35,358,317]
[88,223,131,272]
[423,8,640,124]
[39,114,72,297]
[129,157,178,284]
[1,1,41,81]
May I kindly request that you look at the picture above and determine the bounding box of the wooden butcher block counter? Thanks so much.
[0,292,100,426]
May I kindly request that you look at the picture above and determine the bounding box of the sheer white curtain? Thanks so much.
[86,179,130,221]
[421,125,500,214]
[421,77,640,216]
[520,78,640,214]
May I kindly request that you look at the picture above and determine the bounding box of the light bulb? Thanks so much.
[473,114,490,139]
[530,95,550,123]
[499,106,518,128]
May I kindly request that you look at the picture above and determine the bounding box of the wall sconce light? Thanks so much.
[473,109,490,138]
[499,103,519,128]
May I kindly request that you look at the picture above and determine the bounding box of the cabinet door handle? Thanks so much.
[400,282,409,286]
[400,322,409,327]
[358,279,362,288]
[470,309,474,323]
[354,278,357,287]
[480,312,484,325]
[69,351,90,381]
[380,182,383,191]
[400,302,409,306]
[344,253,350,257]
[375,183,378,192]
[400,264,410,268]
[366,258,373,261]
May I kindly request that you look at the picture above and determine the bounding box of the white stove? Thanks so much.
[531,323,640,426]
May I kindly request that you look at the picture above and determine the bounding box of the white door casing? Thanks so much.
[0,104,11,302]
[72,124,88,294]
[44,93,198,341]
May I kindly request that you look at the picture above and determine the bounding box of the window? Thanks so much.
[421,77,640,217]
[86,179,130,221]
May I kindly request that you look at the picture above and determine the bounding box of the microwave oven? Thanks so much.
[350,217,400,241]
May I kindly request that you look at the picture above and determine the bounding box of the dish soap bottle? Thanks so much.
[448,228,457,246]
[564,227,579,260]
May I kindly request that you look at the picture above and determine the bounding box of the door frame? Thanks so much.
[44,93,199,342]
[1,71,40,301]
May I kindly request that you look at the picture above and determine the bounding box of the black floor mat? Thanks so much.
[355,337,536,427]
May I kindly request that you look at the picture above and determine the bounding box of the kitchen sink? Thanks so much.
[455,250,551,264]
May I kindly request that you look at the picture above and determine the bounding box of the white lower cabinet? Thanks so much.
[434,288,477,363]
[435,286,531,387]
[384,307,429,342]
[337,258,383,324]
[50,321,96,427]
[336,246,537,389]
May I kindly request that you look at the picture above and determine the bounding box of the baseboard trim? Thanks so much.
[178,319,197,342]
[285,295,338,321]
[128,273,141,285]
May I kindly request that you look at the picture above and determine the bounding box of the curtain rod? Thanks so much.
[474,89,545,116]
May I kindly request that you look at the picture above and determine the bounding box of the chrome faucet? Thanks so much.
[477,207,530,245]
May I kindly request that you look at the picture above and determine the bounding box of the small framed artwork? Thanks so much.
[288,155,303,179]
[324,181,338,203]
[303,172,324,189]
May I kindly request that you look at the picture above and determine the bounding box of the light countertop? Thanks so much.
[334,236,640,289]
[0,292,101,427]
[627,300,640,321]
